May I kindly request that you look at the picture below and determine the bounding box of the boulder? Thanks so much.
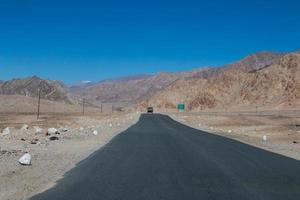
[1,127,10,136]
[18,153,32,165]
[93,130,98,136]
[34,126,43,134]
[263,135,267,142]
[47,128,59,135]
[21,124,29,131]
[228,130,232,133]
[60,127,68,132]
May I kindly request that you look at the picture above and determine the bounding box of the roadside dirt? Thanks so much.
[0,112,140,200]
[169,110,300,161]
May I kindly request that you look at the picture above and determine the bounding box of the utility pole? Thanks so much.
[37,88,41,120]
[82,98,85,115]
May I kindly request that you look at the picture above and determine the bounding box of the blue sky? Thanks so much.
[0,0,299,84]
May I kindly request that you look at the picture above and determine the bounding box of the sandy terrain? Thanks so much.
[169,109,300,161]
[0,112,140,200]
[1,106,300,200]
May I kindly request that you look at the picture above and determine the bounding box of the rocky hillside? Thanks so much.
[222,51,284,73]
[70,68,212,104]
[0,76,74,103]
[140,52,299,111]
[71,51,283,105]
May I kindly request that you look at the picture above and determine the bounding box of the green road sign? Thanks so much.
[177,104,185,110]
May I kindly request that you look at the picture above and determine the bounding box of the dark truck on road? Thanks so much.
[147,107,154,113]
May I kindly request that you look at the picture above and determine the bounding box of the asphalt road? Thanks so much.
[31,114,300,200]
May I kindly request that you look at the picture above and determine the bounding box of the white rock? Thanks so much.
[117,123,121,127]
[60,127,68,132]
[109,123,113,128]
[34,126,43,134]
[198,124,201,127]
[47,128,59,135]
[228,130,232,133]
[79,127,84,131]
[263,135,267,142]
[93,130,98,136]
[18,153,32,165]
[2,127,10,136]
[21,124,29,130]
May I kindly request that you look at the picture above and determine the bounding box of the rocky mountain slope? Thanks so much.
[0,76,74,103]
[139,52,299,111]
[70,68,212,104]
[71,51,283,105]
[221,51,284,73]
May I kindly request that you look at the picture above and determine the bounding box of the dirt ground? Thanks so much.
[1,109,300,200]
[169,109,300,161]
[0,112,140,200]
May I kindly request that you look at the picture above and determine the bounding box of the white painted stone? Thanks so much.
[60,127,68,132]
[93,130,98,136]
[34,127,43,134]
[18,153,32,165]
[263,135,267,142]
[21,124,29,130]
[2,127,10,136]
[228,130,232,133]
[47,128,59,135]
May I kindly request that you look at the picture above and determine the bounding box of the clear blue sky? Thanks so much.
[0,0,299,84]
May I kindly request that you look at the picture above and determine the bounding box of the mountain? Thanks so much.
[139,51,299,111]
[0,76,74,103]
[0,51,288,108]
[70,69,211,104]
[221,51,284,73]
[70,51,284,106]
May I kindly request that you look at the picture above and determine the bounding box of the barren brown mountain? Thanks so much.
[0,76,74,103]
[71,51,283,105]
[70,68,213,104]
[221,51,284,73]
[139,52,299,111]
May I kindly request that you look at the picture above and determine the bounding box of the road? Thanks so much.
[31,114,300,200]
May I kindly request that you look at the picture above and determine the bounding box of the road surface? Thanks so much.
[31,114,300,200]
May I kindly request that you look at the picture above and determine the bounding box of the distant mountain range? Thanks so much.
[70,69,212,104]
[1,50,299,111]
[70,51,284,105]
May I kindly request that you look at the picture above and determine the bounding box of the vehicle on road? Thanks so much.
[147,107,154,113]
